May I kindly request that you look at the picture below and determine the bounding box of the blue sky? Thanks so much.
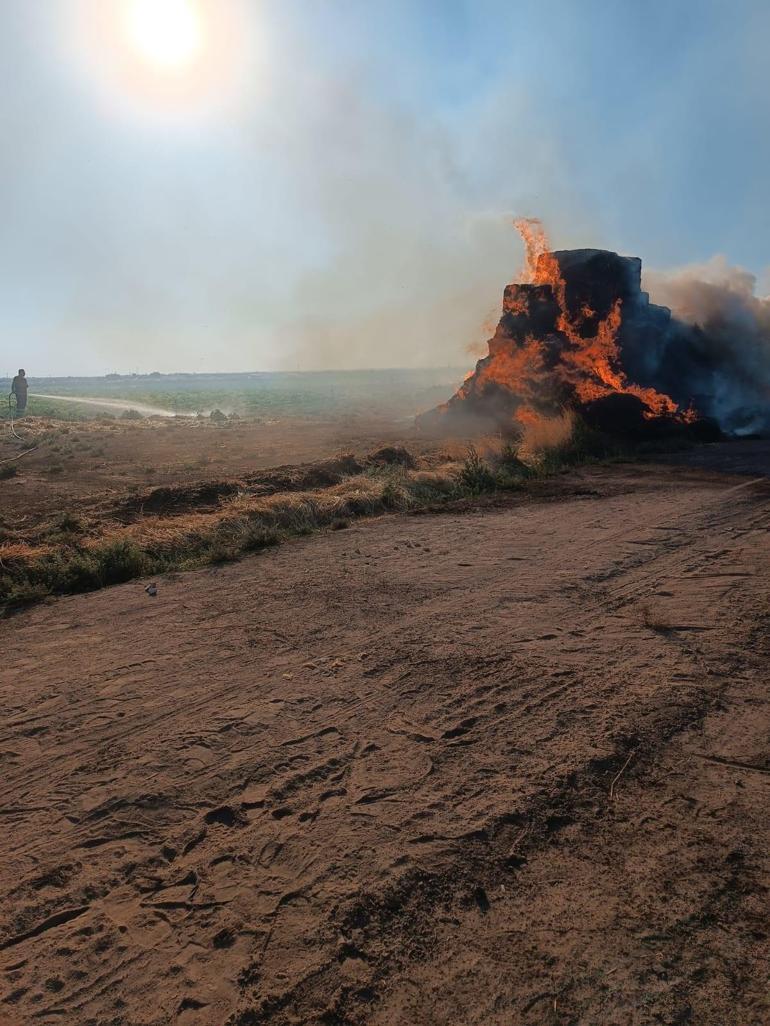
[0,0,768,375]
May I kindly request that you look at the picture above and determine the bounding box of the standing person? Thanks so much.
[11,369,28,414]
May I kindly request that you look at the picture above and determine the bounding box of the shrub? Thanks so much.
[51,511,84,536]
[95,540,147,585]
[206,542,242,564]
[456,446,497,494]
[497,441,528,473]
[60,551,102,592]
[241,524,280,552]
[0,464,18,480]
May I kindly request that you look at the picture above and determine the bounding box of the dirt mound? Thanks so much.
[365,445,416,468]
[118,480,242,518]
[115,449,417,522]
[244,453,364,492]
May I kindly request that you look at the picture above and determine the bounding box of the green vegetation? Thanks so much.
[453,419,618,494]
[0,369,465,421]
[455,445,499,493]
[0,397,105,421]
[1,540,151,610]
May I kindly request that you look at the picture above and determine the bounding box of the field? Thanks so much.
[1,370,464,420]
[1,375,769,1025]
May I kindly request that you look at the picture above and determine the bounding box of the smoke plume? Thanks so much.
[644,258,770,434]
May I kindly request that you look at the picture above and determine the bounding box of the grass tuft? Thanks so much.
[455,446,497,494]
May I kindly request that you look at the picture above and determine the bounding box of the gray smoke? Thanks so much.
[644,257,770,435]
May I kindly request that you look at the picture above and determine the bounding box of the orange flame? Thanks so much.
[513,217,551,283]
[513,221,681,420]
[451,219,693,431]
[465,332,551,429]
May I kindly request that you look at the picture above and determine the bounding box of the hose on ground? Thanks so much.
[7,392,23,441]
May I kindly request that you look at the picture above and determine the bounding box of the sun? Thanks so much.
[71,0,257,121]
[125,0,204,71]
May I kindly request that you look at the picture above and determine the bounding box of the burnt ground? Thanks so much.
[1,454,769,1026]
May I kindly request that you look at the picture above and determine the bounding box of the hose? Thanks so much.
[8,392,23,441]
[0,392,41,464]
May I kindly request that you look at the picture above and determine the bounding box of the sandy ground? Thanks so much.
[1,460,769,1025]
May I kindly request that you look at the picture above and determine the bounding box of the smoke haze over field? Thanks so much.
[1,1,769,376]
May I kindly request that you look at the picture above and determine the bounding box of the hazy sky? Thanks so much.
[1,0,768,376]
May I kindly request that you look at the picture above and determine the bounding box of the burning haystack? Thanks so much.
[420,220,769,438]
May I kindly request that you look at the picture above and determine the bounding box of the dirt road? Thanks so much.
[1,465,768,1025]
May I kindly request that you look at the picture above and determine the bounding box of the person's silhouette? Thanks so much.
[11,369,28,414]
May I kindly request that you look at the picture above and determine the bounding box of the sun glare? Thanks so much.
[126,0,203,71]
[72,0,257,120]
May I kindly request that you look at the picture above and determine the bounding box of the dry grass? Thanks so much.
[519,411,575,460]
[0,460,466,611]
[0,419,615,613]
[0,541,54,563]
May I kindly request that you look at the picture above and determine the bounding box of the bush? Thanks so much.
[206,542,242,564]
[241,524,280,552]
[456,446,497,494]
[96,540,147,585]
[57,511,84,534]
[492,441,531,490]
[120,409,144,420]
[60,551,102,592]
[203,519,281,564]
[0,464,18,480]
[26,549,100,596]
[0,540,151,612]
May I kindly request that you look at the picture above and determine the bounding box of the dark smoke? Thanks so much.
[644,258,770,435]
